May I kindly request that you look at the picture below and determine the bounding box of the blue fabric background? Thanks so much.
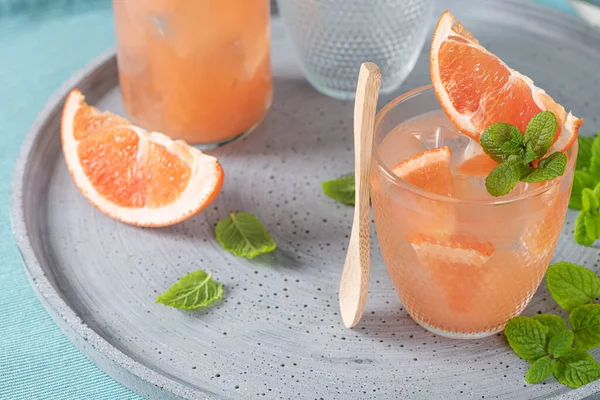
[0,1,577,399]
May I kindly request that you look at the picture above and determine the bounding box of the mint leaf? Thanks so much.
[504,317,549,362]
[486,161,525,197]
[577,136,594,171]
[594,181,600,200]
[575,211,596,246]
[526,356,555,384]
[521,152,567,183]
[582,188,600,212]
[532,314,567,340]
[524,111,557,158]
[590,133,600,178]
[546,262,600,311]
[501,140,524,156]
[524,143,537,164]
[539,151,568,171]
[322,174,355,205]
[570,171,597,210]
[156,270,223,310]
[584,213,600,243]
[548,330,574,357]
[480,123,522,163]
[215,212,276,259]
[553,349,600,388]
[569,304,600,350]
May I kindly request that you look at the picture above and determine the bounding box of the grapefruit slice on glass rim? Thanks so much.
[431,11,583,155]
[61,89,224,227]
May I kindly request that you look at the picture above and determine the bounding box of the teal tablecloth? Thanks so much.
[0,1,578,399]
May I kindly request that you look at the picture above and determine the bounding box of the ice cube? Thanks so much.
[378,126,426,168]
[415,125,459,150]
[452,174,495,201]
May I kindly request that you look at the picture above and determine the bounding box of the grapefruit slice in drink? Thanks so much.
[431,11,583,155]
[391,146,453,196]
[408,232,495,312]
[61,89,224,227]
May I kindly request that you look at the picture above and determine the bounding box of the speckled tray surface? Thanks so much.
[10,1,600,399]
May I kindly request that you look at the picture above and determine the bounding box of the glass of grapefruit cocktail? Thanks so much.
[113,0,272,146]
[371,12,582,338]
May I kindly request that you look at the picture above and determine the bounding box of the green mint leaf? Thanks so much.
[553,349,600,388]
[480,123,522,163]
[523,111,557,158]
[521,152,567,183]
[509,123,523,144]
[548,330,574,357]
[594,181,600,200]
[584,212,600,243]
[570,171,598,210]
[532,314,567,340]
[577,136,594,171]
[590,133,600,178]
[546,262,600,311]
[524,142,537,164]
[501,140,523,156]
[569,304,600,351]
[582,188,600,212]
[156,270,223,310]
[486,161,525,197]
[575,211,596,247]
[322,174,355,205]
[507,154,524,164]
[500,126,524,160]
[539,151,568,170]
[526,356,555,384]
[215,212,276,259]
[504,316,549,362]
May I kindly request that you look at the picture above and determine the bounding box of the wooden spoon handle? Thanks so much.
[354,63,381,239]
[339,63,381,329]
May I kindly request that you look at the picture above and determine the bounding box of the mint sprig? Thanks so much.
[505,262,600,388]
[482,111,567,197]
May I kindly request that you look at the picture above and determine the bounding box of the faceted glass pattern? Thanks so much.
[277,0,433,99]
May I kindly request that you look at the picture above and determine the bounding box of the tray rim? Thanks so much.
[9,1,600,398]
[10,49,205,400]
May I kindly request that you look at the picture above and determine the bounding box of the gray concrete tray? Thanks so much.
[10,1,600,399]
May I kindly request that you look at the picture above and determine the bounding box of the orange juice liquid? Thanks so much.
[371,111,575,338]
[113,0,272,144]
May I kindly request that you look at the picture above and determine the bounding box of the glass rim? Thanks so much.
[373,84,578,206]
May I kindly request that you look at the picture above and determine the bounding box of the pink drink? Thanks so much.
[371,87,576,338]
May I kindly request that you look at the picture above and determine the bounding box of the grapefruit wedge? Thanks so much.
[392,146,453,196]
[61,89,224,227]
[408,232,495,312]
[431,11,583,154]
